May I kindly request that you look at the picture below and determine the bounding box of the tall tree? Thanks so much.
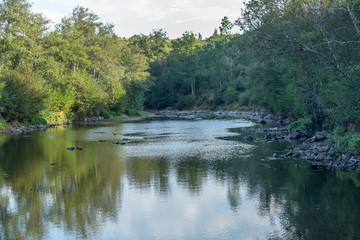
[171,32,202,96]
[219,16,233,35]
[0,0,50,120]
[235,0,360,124]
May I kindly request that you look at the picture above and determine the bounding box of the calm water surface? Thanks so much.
[0,119,359,240]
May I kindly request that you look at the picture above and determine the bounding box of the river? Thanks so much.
[0,119,359,239]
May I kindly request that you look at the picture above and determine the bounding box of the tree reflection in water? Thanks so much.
[0,121,359,240]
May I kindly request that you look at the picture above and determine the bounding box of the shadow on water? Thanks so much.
[0,120,359,239]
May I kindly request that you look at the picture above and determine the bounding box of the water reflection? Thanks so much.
[0,128,125,239]
[0,120,359,239]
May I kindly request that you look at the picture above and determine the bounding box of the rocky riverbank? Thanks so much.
[0,115,150,134]
[152,110,360,172]
[264,127,360,172]
[151,109,291,125]
[0,124,55,134]
[74,115,153,125]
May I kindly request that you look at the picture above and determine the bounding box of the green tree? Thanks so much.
[234,0,360,125]
[219,16,233,35]
[0,0,50,120]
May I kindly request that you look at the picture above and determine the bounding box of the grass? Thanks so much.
[332,131,360,155]
[288,117,313,132]
[0,117,7,130]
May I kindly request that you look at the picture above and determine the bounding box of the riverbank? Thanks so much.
[1,109,359,172]
[152,109,360,173]
[264,128,360,172]
[74,114,154,125]
[0,124,55,134]
[151,109,291,125]
[0,115,154,134]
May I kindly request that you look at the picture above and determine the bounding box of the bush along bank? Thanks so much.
[0,114,62,134]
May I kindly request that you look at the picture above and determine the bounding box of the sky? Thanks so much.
[31,0,244,39]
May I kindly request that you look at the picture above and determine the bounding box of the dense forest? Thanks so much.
[0,0,151,126]
[1,0,360,152]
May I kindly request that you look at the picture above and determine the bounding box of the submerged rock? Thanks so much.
[310,165,326,170]
[66,146,83,151]
[218,135,254,142]
[259,120,267,124]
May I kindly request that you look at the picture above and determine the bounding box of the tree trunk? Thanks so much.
[191,78,196,95]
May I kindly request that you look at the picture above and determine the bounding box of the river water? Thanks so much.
[0,119,359,239]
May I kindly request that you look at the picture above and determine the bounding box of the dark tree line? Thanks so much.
[146,1,360,129]
[142,1,360,153]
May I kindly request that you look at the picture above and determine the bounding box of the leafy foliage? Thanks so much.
[0,2,151,123]
[0,116,6,130]
[24,114,47,125]
[288,118,313,132]
[332,127,360,155]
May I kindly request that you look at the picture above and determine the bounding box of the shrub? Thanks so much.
[24,114,47,125]
[333,126,346,137]
[110,111,123,117]
[222,86,238,104]
[0,63,47,121]
[125,108,139,116]
[100,110,112,119]
[41,111,69,124]
[238,91,250,106]
[288,118,313,132]
[175,95,196,109]
[332,129,360,155]
[347,134,360,154]
[0,116,7,130]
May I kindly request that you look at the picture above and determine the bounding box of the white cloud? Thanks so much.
[31,0,244,38]
[127,0,168,21]
[35,9,64,24]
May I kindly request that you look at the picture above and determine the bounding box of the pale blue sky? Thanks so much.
[31,0,243,38]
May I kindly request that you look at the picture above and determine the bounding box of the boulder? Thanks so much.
[314,132,327,141]
[265,133,273,141]
[289,131,302,140]
[259,120,267,124]
[309,132,328,142]
[285,151,293,157]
